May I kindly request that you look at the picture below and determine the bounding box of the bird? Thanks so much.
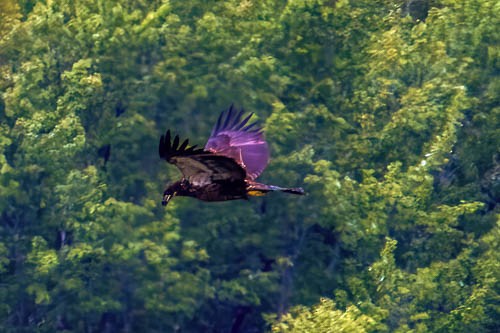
[159,105,305,205]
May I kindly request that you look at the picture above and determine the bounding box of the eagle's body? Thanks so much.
[159,105,304,205]
[165,179,248,202]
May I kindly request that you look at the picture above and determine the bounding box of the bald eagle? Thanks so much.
[159,105,304,205]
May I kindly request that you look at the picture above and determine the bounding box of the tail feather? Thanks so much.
[280,187,305,195]
[247,182,305,196]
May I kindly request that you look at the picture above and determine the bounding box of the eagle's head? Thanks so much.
[162,189,174,206]
[162,180,188,206]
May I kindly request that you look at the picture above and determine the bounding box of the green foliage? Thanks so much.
[271,297,377,333]
[0,0,498,332]
[0,0,21,39]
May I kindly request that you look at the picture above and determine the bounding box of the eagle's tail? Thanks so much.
[247,182,305,196]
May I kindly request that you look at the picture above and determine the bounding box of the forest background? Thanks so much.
[0,0,498,332]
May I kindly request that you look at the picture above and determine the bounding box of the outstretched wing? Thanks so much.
[204,105,269,180]
[159,130,246,186]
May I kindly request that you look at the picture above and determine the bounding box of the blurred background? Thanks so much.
[0,0,498,332]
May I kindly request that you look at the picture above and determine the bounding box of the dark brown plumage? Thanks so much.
[159,105,304,205]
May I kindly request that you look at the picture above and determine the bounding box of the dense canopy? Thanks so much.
[0,0,498,332]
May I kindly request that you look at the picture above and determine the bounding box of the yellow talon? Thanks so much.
[247,190,266,196]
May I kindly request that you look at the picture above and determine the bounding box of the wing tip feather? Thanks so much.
[212,105,263,135]
[159,130,204,162]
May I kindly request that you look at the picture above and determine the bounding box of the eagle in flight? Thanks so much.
[159,105,304,205]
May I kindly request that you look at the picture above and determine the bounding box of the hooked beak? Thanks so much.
[162,194,173,206]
